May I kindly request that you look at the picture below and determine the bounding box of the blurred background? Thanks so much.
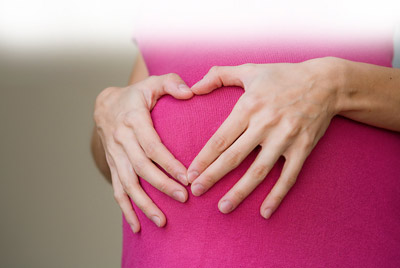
[0,0,399,267]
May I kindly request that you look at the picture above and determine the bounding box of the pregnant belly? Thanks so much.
[122,86,400,268]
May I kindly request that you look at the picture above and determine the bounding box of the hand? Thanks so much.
[94,74,194,232]
[187,57,341,219]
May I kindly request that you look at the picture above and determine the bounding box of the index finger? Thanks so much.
[187,99,250,183]
[125,111,189,186]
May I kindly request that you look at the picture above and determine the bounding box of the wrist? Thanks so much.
[329,58,374,118]
[306,56,347,116]
[327,57,354,116]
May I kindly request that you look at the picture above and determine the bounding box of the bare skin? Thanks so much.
[91,51,400,232]
[91,51,193,232]
[91,51,150,184]
[187,57,400,219]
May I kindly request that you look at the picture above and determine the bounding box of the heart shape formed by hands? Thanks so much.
[149,60,339,223]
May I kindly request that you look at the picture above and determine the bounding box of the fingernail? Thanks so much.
[151,215,161,227]
[131,225,137,233]
[219,200,233,213]
[177,174,188,186]
[178,84,191,92]
[263,208,273,219]
[188,171,199,183]
[192,183,205,196]
[173,190,186,202]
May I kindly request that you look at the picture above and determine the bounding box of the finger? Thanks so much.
[217,137,288,214]
[125,111,189,186]
[149,73,194,100]
[110,163,141,233]
[110,148,167,227]
[190,128,261,196]
[105,153,140,233]
[191,65,246,95]
[187,97,251,183]
[114,127,188,203]
[260,150,309,219]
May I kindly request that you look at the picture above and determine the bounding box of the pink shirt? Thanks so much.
[122,32,400,267]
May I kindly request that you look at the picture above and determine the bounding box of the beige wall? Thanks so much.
[0,43,137,267]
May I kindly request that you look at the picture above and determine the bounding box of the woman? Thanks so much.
[91,28,400,267]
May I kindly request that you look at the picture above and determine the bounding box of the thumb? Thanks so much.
[159,73,194,100]
[191,65,245,95]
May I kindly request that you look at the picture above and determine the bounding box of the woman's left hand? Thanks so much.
[187,57,343,219]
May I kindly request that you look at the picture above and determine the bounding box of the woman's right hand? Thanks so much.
[94,74,194,232]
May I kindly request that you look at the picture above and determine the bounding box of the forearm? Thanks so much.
[128,50,150,85]
[331,57,400,131]
[91,126,112,182]
[91,50,149,183]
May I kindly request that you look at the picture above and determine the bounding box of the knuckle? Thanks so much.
[132,159,146,174]
[284,117,301,136]
[146,75,158,83]
[156,181,169,193]
[284,176,297,189]
[97,87,115,101]
[253,173,266,184]
[106,156,115,168]
[113,192,125,203]
[103,86,118,93]
[105,143,118,157]
[239,95,257,112]
[123,112,137,127]
[251,164,270,179]
[258,115,280,134]
[143,140,157,158]
[143,140,159,158]
[222,148,242,168]
[122,181,137,195]
[166,72,179,81]
[161,160,174,175]
[210,134,228,153]
[266,108,281,122]
[286,126,300,139]
[107,86,120,94]
[95,87,117,106]
[231,189,246,202]
[201,173,216,187]
[112,126,126,144]
[248,92,263,105]
[301,133,314,150]
[93,109,103,124]
[196,158,210,171]
[94,89,115,122]
[236,101,254,116]
[271,194,284,204]
[136,202,151,215]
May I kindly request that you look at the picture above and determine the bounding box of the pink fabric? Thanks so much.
[122,33,400,267]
